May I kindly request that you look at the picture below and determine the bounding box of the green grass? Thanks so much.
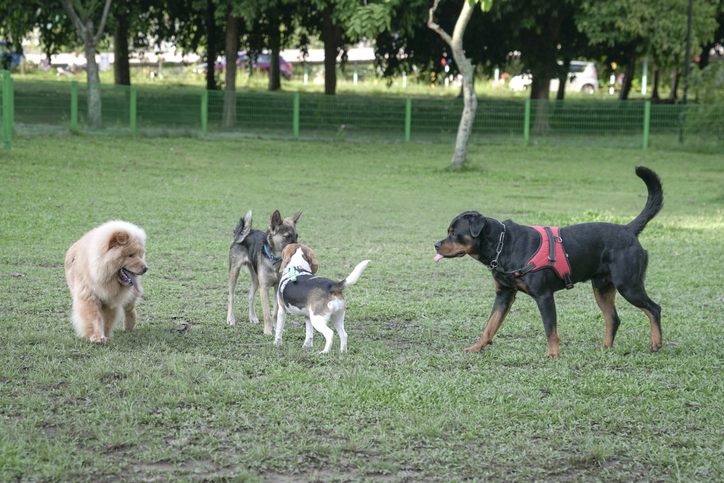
[1,137,723,482]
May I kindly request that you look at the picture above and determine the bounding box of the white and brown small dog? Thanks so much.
[274,243,370,353]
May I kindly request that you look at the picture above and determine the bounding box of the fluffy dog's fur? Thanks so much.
[434,166,664,358]
[274,243,370,353]
[64,220,148,344]
[227,209,302,334]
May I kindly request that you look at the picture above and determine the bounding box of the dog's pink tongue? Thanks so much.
[434,254,444,262]
[129,273,141,293]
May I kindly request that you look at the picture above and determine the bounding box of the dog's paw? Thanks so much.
[274,338,282,346]
[226,317,236,326]
[462,346,481,353]
[249,316,260,325]
[303,339,313,348]
[90,334,107,344]
[123,320,136,331]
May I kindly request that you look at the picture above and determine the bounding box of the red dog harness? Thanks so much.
[514,226,574,289]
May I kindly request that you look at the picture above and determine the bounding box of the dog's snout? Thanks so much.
[140,265,148,275]
[434,241,442,250]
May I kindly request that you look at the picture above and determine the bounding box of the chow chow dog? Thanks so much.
[65,220,148,343]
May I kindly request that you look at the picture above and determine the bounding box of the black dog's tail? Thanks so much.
[627,166,664,236]
[232,210,253,244]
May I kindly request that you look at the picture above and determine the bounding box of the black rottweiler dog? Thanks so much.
[434,166,663,358]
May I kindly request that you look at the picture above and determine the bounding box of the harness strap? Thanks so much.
[544,226,556,262]
[279,266,313,303]
[504,226,574,290]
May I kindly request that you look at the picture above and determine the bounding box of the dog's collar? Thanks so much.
[488,222,506,271]
[263,243,282,265]
[282,265,312,282]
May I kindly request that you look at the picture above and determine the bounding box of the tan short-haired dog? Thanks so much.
[64,220,148,344]
[274,243,370,353]
[227,209,302,334]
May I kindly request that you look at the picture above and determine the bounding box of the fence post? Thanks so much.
[642,100,651,150]
[523,99,531,145]
[2,70,12,150]
[130,86,137,135]
[293,93,300,139]
[71,81,78,130]
[404,97,412,143]
[201,90,208,138]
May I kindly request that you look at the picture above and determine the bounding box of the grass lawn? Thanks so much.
[1,136,723,482]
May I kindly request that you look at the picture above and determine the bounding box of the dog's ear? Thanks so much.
[301,245,319,274]
[467,213,486,238]
[109,231,129,249]
[269,210,282,233]
[279,244,298,272]
[287,211,303,226]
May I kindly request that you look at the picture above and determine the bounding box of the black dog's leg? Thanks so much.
[533,293,560,358]
[463,282,516,353]
[592,278,622,348]
[617,285,662,352]
[611,250,663,352]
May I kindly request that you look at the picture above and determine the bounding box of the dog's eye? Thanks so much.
[450,231,456,237]
[128,254,135,258]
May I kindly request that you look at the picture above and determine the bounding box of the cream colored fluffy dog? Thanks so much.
[64,220,148,343]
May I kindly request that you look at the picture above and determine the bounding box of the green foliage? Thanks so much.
[347,3,391,41]
[578,0,722,68]
[691,60,724,104]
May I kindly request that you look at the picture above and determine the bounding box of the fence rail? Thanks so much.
[2,74,723,152]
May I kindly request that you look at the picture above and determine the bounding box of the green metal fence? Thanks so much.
[3,76,724,152]
[1,70,14,150]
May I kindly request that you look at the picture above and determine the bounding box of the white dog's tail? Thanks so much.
[334,260,370,291]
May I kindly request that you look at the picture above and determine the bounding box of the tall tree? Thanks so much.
[59,0,113,128]
[223,4,240,126]
[428,0,493,168]
[577,0,721,101]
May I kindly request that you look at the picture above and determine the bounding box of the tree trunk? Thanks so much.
[268,22,281,91]
[651,69,660,102]
[668,68,679,101]
[555,59,569,101]
[618,55,635,101]
[84,24,102,129]
[59,0,111,130]
[205,0,218,91]
[530,76,551,135]
[113,3,131,86]
[698,44,712,69]
[428,0,477,169]
[321,7,341,96]
[556,73,566,100]
[223,7,239,127]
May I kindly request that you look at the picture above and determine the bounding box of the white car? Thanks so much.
[509,73,532,92]
[508,61,599,94]
[550,61,599,94]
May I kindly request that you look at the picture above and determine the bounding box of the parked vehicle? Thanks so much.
[237,52,293,80]
[509,73,532,91]
[0,41,24,70]
[192,52,293,80]
[550,61,599,94]
[509,61,599,94]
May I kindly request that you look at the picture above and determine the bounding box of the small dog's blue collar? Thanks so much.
[263,244,282,265]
